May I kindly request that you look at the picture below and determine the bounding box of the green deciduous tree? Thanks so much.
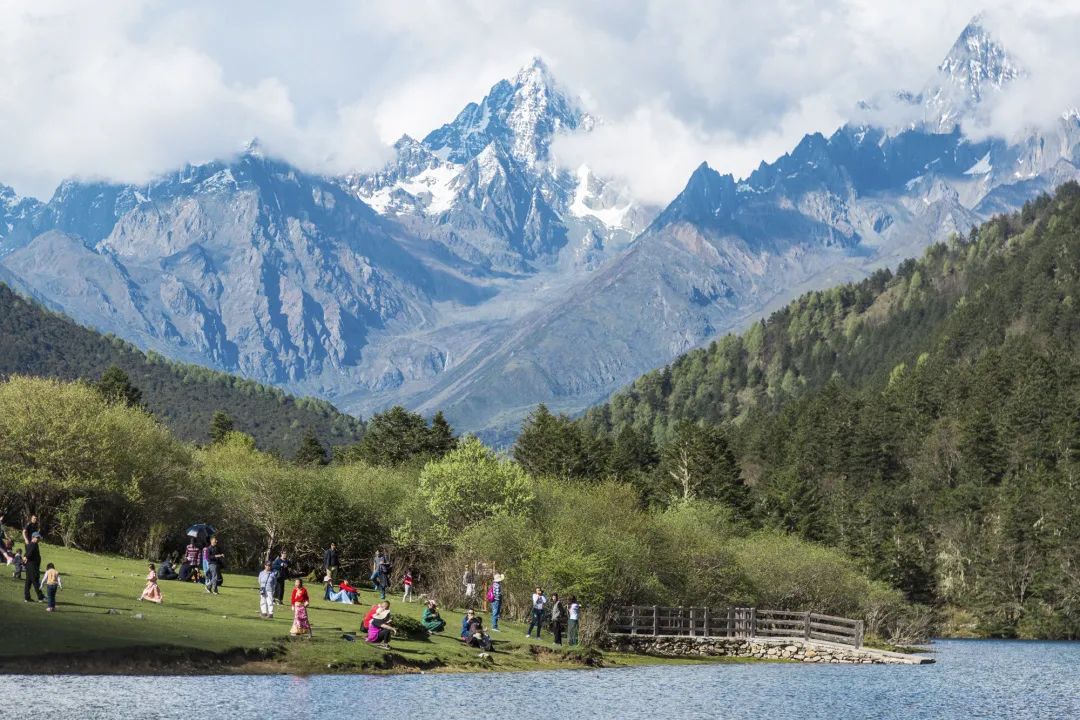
[419,436,534,538]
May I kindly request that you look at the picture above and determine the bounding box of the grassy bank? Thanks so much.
[0,543,758,675]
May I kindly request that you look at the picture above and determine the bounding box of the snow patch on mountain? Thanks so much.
[568,165,633,229]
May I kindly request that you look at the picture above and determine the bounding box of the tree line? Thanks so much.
[0,373,921,644]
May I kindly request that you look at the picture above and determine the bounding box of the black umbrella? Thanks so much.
[186,523,217,543]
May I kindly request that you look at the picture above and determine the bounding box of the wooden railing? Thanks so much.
[608,606,864,648]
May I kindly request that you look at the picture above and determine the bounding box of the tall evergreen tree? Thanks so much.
[209,410,235,444]
[350,406,432,466]
[426,411,458,458]
[294,429,328,466]
[94,365,142,408]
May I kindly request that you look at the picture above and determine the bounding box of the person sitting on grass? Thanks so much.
[362,600,389,631]
[139,563,163,603]
[40,562,62,612]
[422,599,446,634]
[157,557,179,581]
[462,612,493,652]
[460,609,478,639]
[366,605,397,650]
[324,579,359,604]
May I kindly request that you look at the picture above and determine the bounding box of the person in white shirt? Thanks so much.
[258,562,277,619]
[526,586,547,639]
[568,596,581,645]
[462,566,476,599]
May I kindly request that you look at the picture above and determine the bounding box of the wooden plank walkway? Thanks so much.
[608,606,866,648]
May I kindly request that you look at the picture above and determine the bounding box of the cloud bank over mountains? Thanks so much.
[1,1,1077,202]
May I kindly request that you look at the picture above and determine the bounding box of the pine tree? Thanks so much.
[94,365,142,408]
[209,410,235,444]
[426,411,458,458]
[294,429,328,465]
[351,406,431,466]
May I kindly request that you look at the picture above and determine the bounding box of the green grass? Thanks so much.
[0,543,755,675]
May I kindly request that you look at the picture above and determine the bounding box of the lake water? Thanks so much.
[2,640,1076,718]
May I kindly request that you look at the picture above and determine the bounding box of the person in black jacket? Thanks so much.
[323,542,340,584]
[205,536,225,594]
[271,550,290,605]
[23,532,44,602]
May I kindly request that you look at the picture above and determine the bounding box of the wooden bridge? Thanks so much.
[608,606,865,648]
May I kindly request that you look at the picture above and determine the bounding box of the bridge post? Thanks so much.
[652,605,659,636]
[803,611,811,640]
[703,606,710,637]
[749,607,756,638]
[855,620,864,648]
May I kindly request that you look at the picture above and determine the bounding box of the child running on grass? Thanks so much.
[139,563,163,603]
[40,562,62,612]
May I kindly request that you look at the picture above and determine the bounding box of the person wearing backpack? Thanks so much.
[549,592,566,645]
[489,573,504,631]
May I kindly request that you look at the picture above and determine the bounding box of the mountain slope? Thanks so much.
[2,18,1078,443]
[0,283,362,452]
[413,17,1080,439]
[585,180,1080,436]
[580,182,1080,637]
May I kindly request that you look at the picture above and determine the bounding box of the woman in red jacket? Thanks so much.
[290,579,312,638]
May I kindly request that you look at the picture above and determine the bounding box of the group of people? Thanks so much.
[4,516,584,652]
[1,514,62,612]
[524,586,582,646]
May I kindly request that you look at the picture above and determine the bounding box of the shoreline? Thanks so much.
[0,641,770,677]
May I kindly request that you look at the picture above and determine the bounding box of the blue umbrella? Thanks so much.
[186,523,216,543]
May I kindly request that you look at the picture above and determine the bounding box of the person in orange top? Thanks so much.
[290,578,312,638]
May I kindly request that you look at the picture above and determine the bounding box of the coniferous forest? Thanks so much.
[522,182,1080,639]
[0,284,362,454]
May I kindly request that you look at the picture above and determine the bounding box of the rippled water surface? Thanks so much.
[2,640,1076,719]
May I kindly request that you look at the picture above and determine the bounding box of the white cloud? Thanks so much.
[0,0,1076,204]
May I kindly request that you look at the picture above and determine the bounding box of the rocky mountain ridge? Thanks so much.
[1,17,1077,441]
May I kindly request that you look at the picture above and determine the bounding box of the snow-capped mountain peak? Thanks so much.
[923,15,1022,131]
[349,58,650,270]
[420,56,588,168]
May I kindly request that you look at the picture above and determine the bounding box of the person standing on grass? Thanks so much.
[139,563,163,603]
[402,567,414,603]
[489,573,504,631]
[550,592,565,645]
[463,566,476,601]
[290,579,312,638]
[526,586,547,639]
[205,536,224,594]
[567,596,581,646]
[271,550,290,605]
[22,514,39,545]
[23,532,44,603]
[323,542,340,585]
[258,562,276,619]
[40,562,62,612]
